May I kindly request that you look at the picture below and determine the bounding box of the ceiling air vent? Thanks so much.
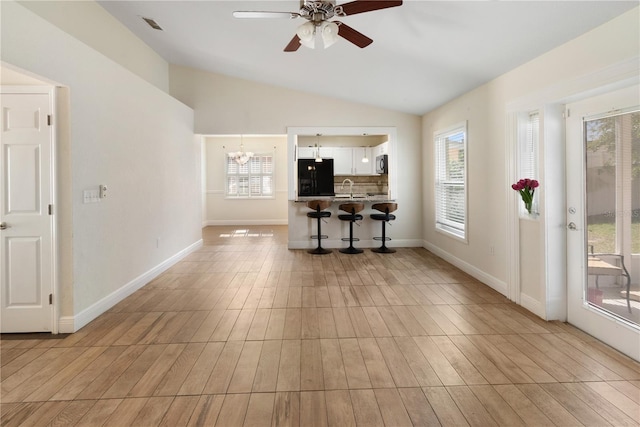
[142,17,163,31]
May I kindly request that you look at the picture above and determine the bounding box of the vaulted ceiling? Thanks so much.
[99,1,637,115]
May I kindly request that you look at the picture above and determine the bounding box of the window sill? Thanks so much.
[435,224,468,244]
[519,211,539,221]
[224,195,275,200]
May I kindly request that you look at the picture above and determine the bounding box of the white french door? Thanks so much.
[566,84,639,361]
[0,87,55,333]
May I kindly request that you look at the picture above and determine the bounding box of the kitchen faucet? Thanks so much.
[341,178,354,197]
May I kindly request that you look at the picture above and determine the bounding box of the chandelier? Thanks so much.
[228,137,254,165]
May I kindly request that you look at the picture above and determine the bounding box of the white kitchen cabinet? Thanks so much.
[373,142,388,158]
[298,146,314,158]
[333,147,374,175]
[319,147,333,158]
[297,146,332,159]
[352,147,373,175]
[332,147,353,175]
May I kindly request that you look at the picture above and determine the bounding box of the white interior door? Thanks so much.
[1,88,54,333]
[566,84,639,361]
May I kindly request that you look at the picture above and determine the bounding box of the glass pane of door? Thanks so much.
[566,85,639,361]
[585,110,639,326]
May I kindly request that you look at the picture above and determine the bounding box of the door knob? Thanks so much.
[567,222,577,230]
[0,222,7,230]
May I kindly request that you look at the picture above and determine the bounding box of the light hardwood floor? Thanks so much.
[2,225,639,426]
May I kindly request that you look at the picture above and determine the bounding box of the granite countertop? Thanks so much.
[296,194,394,203]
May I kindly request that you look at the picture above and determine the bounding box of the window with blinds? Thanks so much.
[434,123,467,240]
[520,112,539,181]
[226,154,274,198]
[518,112,539,214]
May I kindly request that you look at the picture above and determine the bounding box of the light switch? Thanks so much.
[83,189,100,204]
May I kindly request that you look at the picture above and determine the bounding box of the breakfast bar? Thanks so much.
[289,133,398,251]
[288,195,397,251]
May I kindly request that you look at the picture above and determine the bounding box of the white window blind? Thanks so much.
[520,112,539,180]
[517,111,539,215]
[226,153,274,198]
[434,123,467,240]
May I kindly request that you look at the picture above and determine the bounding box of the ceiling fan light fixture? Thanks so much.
[321,22,339,48]
[234,1,404,52]
[296,21,316,48]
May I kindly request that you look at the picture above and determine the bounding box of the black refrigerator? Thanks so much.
[298,158,335,197]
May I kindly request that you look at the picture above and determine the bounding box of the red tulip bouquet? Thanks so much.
[512,178,539,214]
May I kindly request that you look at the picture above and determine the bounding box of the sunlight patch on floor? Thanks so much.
[219,228,275,238]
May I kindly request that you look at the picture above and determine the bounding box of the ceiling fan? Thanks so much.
[233,1,403,52]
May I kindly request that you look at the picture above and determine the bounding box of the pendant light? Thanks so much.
[361,146,369,163]
[315,134,323,163]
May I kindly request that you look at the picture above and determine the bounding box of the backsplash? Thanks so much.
[334,175,388,195]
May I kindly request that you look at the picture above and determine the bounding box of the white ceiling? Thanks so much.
[98,1,636,115]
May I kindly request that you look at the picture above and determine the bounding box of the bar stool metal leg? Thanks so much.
[372,220,395,253]
[306,200,332,255]
[371,202,397,254]
[309,211,331,255]
[338,202,365,254]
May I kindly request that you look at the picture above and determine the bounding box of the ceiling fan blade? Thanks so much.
[284,35,302,52]
[337,22,373,48]
[339,0,403,16]
[233,11,299,19]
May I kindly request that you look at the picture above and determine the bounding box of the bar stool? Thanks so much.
[370,202,397,253]
[338,202,365,254]
[306,200,332,255]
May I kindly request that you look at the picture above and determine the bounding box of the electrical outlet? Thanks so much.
[99,184,108,199]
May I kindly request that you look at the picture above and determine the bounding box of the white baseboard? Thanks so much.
[58,317,75,334]
[288,239,424,250]
[520,293,546,319]
[204,219,288,226]
[422,240,508,296]
[59,239,203,333]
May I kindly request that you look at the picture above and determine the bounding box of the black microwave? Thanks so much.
[376,154,388,174]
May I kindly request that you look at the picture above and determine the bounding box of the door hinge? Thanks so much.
[48,204,53,215]
[563,109,570,119]
[47,115,52,126]
[49,294,53,305]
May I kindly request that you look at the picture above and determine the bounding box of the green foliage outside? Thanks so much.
[585,111,639,255]
[588,214,640,254]
[586,112,640,179]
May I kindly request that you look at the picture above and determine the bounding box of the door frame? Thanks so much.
[1,85,58,333]
[505,58,638,322]
[565,88,639,361]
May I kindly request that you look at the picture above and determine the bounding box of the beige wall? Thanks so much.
[422,7,639,317]
[204,135,289,225]
[2,1,201,330]
[170,65,423,242]
[18,0,169,92]
[5,0,637,327]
